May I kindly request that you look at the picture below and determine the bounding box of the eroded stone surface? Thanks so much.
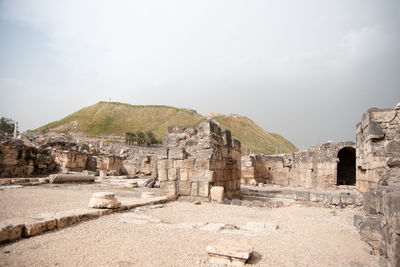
[206,238,254,267]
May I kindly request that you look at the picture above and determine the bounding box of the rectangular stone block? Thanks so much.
[157,149,168,160]
[189,169,214,182]
[199,182,210,197]
[168,168,178,181]
[178,181,191,196]
[160,181,177,196]
[174,159,195,169]
[191,182,199,196]
[0,222,24,243]
[157,167,168,181]
[178,169,189,181]
[194,159,211,170]
[210,186,224,203]
[168,148,187,159]
[24,220,47,237]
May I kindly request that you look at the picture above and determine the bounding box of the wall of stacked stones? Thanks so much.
[242,142,355,189]
[241,154,268,184]
[356,104,400,266]
[158,121,241,199]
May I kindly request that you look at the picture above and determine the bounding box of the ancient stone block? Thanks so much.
[366,121,385,140]
[210,186,224,203]
[191,182,199,196]
[340,193,354,205]
[385,141,400,154]
[294,191,310,201]
[194,159,211,170]
[158,168,168,182]
[363,191,377,215]
[198,182,210,197]
[383,191,400,234]
[178,168,189,181]
[0,222,24,243]
[24,220,47,237]
[57,214,79,229]
[310,192,324,202]
[174,159,194,169]
[178,181,191,196]
[168,147,188,159]
[359,216,382,252]
[160,181,177,196]
[206,238,254,267]
[167,168,178,181]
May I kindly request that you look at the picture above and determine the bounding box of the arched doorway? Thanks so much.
[337,147,356,185]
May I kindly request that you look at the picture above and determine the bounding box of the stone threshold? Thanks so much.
[0,195,176,245]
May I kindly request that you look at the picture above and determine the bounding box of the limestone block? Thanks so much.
[157,148,168,160]
[310,192,324,202]
[294,191,310,201]
[168,168,178,181]
[211,186,224,203]
[178,169,188,181]
[191,182,199,196]
[168,147,187,159]
[88,192,121,209]
[385,141,400,154]
[160,181,177,196]
[383,191,400,234]
[174,159,194,169]
[371,110,397,123]
[49,174,95,184]
[178,181,191,196]
[194,159,211,170]
[158,159,173,169]
[206,238,254,267]
[0,222,24,243]
[158,168,168,182]
[189,169,214,182]
[24,220,47,237]
[340,193,354,205]
[359,216,382,252]
[199,182,210,197]
[56,214,79,229]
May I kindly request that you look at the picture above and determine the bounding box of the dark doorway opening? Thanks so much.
[337,147,356,185]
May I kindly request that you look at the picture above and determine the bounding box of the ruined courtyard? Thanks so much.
[0,103,399,266]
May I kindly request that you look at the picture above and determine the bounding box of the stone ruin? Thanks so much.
[355,104,400,266]
[159,121,241,199]
[0,103,399,266]
[241,141,356,189]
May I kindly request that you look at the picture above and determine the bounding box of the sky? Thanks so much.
[0,0,399,150]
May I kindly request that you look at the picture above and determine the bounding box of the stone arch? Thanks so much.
[336,147,356,185]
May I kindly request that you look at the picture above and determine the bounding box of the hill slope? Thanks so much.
[35,102,297,154]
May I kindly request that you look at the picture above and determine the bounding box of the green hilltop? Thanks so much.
[35,101,298,154]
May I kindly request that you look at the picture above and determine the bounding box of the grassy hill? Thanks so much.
[35,102,297,154]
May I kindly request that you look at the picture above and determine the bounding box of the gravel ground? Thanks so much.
[0,182,160,220]
[0,201,378,267]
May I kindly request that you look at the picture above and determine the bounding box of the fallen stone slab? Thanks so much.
[206,238,254,267]
[89,192,121,209]
[49,174,95,184]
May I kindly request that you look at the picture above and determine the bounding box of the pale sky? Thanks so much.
[0,0,399,149]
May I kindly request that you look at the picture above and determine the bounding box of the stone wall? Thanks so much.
[241,154,267,184]
[158,121,241,199]
[242,142,355,189]
[0,135,56,177]
[355,104,400,266]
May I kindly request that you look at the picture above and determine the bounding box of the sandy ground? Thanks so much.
[0,183,160,220]
[0,199,378,267]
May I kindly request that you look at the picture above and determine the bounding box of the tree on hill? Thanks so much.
[125,130,159,146]
[0,117,15,134]
[144,130,157,146]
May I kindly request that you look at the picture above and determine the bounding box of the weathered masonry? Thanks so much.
[158,121,242,199]
[356,104,400,267]
[241,142,356,189]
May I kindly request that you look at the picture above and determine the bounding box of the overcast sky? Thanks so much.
[0,0,399,149]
